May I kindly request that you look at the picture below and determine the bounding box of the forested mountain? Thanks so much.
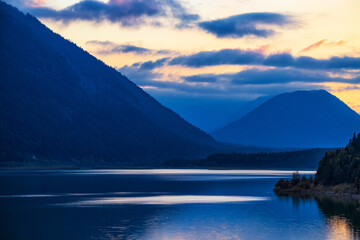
[213,90,360,148]
[0,2,216,166]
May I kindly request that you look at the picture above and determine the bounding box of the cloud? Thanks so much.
[118,61,340,99]
[301,39,327,53]
[301,39,345,53]
[162,0,200,28]
[198,12,293,38]
[3,0,44,8]
[182,75,217,83]
[29,0,46,7]
[169,49,265,67]
[28,0,160,26]
[119,64,223,94]
[118,64,164,86]
[136,57,171,70]
[86,40,174,55]
[176,68,360,86]
[167,49,360,70]
[295,56,360,70]
[107,45,150,54]
[263,53,294,67]
[87,40,151,55]
[229,68,360,85]
[24,0,199,28]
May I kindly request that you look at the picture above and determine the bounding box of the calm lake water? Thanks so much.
[0,169,359,240]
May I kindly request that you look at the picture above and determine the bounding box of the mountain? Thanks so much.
[0,2,216,166]
[213,90,360,148]
[220,95,272,129]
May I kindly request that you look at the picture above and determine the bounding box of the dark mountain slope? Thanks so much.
[213,90,360,148]
[0,1,215,166]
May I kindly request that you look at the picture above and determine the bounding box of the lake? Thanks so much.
[0,169,359,240]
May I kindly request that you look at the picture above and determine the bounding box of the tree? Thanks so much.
[291,171,300,185]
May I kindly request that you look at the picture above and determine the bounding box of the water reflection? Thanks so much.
[276,194,360,240]
[1,170,359,240]
[68,195,268,206]
[315,196,360,239]
[0,169,316,176]
[326,216,353,240]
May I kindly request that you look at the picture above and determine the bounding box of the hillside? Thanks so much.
[213,90,360,148]
[0,2,216,167]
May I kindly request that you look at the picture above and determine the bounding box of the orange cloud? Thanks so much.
[301,39,345,53]
[301,39,327,52]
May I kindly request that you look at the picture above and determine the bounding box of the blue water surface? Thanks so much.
[0,169,359,240]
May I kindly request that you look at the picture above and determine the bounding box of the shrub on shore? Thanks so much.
[274,171,315,193]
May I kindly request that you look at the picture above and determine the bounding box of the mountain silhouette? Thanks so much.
[0,2,216,166]
[213,90,360,148]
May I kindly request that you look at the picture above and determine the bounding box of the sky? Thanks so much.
[6,0,360,131]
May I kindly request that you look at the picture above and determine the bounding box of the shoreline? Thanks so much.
[0,167,318,173]
[274,188,360,200]
[0,164,318,171]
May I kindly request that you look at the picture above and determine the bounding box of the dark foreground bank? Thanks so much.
[274,133,360,206]
[274,172,359,201]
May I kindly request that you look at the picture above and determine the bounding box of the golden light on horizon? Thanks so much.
[29,0,360,115]
[326,83,360,114]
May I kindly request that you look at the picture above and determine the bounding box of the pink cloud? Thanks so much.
[301,39,345,53]
[28,0,46,7]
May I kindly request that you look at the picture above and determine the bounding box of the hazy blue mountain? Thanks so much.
[220,95,272,129]
[0,2,217,166]
[155,96,247,133]
[213,90,360,148]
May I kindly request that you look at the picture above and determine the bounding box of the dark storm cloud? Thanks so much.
[198,12,292,38]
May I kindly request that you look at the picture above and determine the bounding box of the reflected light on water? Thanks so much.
[69,195,268,206]
[326,216,353,240]
[63,169,316,176]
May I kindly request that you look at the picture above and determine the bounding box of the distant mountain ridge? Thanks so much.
[220,95,272,129]
[0,1,216,166]
[213,90,360,148]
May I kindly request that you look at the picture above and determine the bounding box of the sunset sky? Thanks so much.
[7,0,360,131]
